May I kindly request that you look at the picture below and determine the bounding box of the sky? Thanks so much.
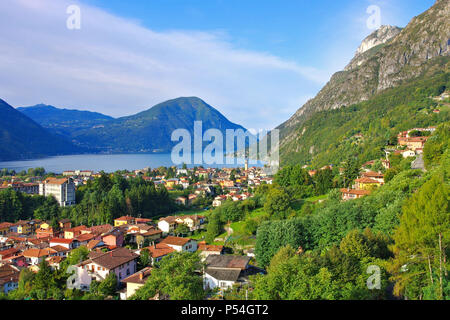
[0,0,435,130]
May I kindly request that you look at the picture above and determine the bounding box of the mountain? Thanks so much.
[0,99,81,161]
[17,104,114,138]
[71,97,250,153]
[278,0,450,165]
[279,0,449,140]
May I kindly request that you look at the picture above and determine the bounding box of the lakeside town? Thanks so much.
[0,124,441,299]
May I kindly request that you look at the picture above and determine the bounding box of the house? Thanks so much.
[35,226,58,239]
[361,171,385,184]
[160,236,197,253]
[0,223,12,236]
[84,224,113,237]
[59,219,72,230]
[197,242,223,260]
[10,221,32,235]
[8,182,39,195]
[180,179,190,189]
[399,136,429,151]
[46,255,66,270]
[135,218,152,225]
[39,177,76,207]
[102,228,125,249]
[114,216,135,227]
[135,229,162,249]
[0,248,20,261]
[402,150,416,158]
[340,188,371,201]
[23,248,57,265]
[86,239,106,251]
[354,177,383,190]
[187,194,198,205]
[157,216,177,234]
[0,264,20,294]
[50,245,70,257]
[75,233,96,246]
[141,243,175,265]
[175,196,187,206]
[213,195,227,207]
[75,247,139,290]
[175,215,204,232]
[221,180,235,188]
[50,238,78,250]
[203,255,251,290]
[120,267,152,300]
[165,178,179,188]
[65,225,88,239]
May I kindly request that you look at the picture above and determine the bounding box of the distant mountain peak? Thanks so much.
[355,25,402,56]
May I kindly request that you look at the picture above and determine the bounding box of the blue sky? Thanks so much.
[0,0,435,130]
[82,0,434,71]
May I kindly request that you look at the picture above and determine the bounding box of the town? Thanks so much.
[0,163,272,299]
[0,124,441,300]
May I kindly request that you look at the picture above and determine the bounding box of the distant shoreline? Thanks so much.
[0,153,265,174]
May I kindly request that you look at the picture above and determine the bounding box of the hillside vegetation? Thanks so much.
[280,66,450,167]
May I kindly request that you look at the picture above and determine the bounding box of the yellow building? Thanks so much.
[40,222,51,230]
[64,225,87,239]
[164,179,179,188]
[354,177,382,191]
[16,221,32,234]
[114,216,135,227]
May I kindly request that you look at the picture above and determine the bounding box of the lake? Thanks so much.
[0,154,264,173]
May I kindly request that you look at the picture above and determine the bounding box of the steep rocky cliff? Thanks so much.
[278,0,449,147]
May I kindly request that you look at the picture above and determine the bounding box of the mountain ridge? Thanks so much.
[18,97,251,154]
[18,104,114,139]
[0,99,82,161]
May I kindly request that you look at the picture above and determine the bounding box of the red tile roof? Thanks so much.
[143,243,175,258]
[160,236,191,247]
[50,238,74,244]
[121,267,152,284]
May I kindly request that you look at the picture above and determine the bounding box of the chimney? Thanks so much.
[139,272,143,280]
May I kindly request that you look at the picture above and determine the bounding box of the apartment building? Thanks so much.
[39,177,76,207]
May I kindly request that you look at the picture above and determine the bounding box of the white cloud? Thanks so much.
[0,0,329,130]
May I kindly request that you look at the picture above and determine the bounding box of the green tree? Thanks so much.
[97,272,118,297]
[389,174,449,300]
[131,252,205,300]
[264,186,292,219]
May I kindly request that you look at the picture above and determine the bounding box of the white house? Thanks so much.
[22,248,56,265]
[402,150,416,158]
[50,238,78,250]
[157,216,177,234]
[74,247,139,290]
[203,255,251,291]
[160,236,197,252]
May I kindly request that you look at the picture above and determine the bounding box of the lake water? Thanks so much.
[0,154,264,173]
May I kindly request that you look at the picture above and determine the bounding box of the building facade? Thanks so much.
[39,178,76,207]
